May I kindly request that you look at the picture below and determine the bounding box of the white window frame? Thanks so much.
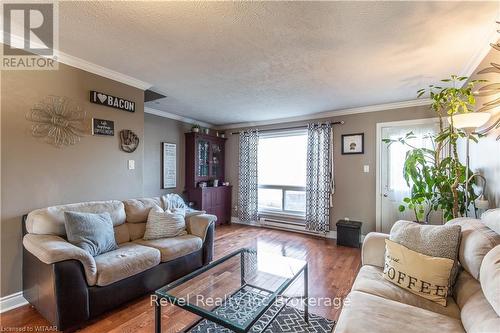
[257,129,307,219]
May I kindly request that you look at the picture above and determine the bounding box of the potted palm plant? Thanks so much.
[383,75,485,223]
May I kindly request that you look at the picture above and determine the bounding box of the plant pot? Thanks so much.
[203,128,209,135]
[192,128,199,133]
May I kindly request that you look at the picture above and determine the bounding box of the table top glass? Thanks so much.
[155,248,307,332]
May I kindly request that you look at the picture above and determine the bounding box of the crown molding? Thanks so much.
[1,32,152,90]
[56,51,152,90]
[144,107,214,128]
[218,98,432,130]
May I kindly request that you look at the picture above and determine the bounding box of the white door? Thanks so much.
[378,120,440,233]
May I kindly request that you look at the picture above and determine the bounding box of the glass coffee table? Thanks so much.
[154,248,308,333]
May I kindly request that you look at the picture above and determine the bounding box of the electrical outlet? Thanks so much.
[363,165,370,173]
[128,160,135,170]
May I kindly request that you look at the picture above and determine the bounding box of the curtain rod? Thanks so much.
[230,121,344,135]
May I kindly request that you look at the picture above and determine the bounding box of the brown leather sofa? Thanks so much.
[22,196,216,331]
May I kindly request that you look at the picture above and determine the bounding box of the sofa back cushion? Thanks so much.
[480,244,500,316]
[114,223,130,244]
[128,222,146,241]
[448,217,500,280]
[481,208,500,234]
[123,197,163,223]
[26,200,126,236]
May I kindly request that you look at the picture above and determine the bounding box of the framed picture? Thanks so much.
[341,133,364,154]
[161,142,177,189]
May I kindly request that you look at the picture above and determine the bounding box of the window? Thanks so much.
[258,130,307,216]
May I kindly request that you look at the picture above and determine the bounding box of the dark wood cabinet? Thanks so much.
[184,132,232,225]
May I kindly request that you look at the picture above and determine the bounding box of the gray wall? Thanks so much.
[143,113,191,197]
[224,105,436,235]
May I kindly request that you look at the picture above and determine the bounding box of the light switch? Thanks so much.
[363,165,370,173]
[128,160,135,170]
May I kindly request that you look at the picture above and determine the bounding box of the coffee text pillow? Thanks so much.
[384,239,454,306]
[64,211,118,256]
[143,206,187,240]
[390,220,461,287]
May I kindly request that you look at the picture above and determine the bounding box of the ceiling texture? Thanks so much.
[58,1,499,126]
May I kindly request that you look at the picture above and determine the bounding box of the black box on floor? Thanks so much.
[336,219,362,248]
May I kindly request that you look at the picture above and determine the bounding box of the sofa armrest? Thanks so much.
[186,214,217,241]
[361,232,389,268]
[23,234,97,286]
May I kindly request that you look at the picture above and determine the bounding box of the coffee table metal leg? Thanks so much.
[155,303,161,333]
[304,264,309,323]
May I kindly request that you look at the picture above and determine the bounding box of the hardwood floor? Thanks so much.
[0,224,361,332]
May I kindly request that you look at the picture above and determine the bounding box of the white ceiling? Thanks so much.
[58,1,499,126]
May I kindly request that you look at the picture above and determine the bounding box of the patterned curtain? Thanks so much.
[238,130,259,223]
[305,123,333,233]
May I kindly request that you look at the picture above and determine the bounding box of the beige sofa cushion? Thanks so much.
[449,217,500,280]
[479,245,500,316]
[481,208,500,234]
[128,222,146,241]
[123,197,162,223]
[135,235,202,262]
[26,200,126,236]
[353,265,461,319]
[23,234,97,286]
[333,291,465,333]
[94,242,160,286]
[460,288,500,333]
[114,224,131,244]
[453,269,482,309]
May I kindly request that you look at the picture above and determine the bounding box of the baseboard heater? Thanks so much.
[259,217,320,236]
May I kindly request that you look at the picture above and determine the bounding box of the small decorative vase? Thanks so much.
[203,128,209,135]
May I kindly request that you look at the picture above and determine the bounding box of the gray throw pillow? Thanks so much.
[64,211,118,256]
[390,220,462,288]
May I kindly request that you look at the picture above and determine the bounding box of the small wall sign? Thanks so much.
[162,142,177,189]
[90,91,135,112]
[92,118,115,136]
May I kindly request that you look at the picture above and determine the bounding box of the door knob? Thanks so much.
[383,193,389,197]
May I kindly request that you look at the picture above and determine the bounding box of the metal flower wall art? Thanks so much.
[476,21,500,141]
[26,96,87,147]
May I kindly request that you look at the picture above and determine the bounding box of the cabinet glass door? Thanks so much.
[211,143,222,178]
[197,140,210,177]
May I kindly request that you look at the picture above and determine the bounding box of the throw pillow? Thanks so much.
[383,239,454,306]
[143,206,187,240]
[64,211,118,257]
[390,220,462,287]
[173,207,206,218]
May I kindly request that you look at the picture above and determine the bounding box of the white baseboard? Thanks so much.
[0,291,28,313]
[230,217,365,242]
